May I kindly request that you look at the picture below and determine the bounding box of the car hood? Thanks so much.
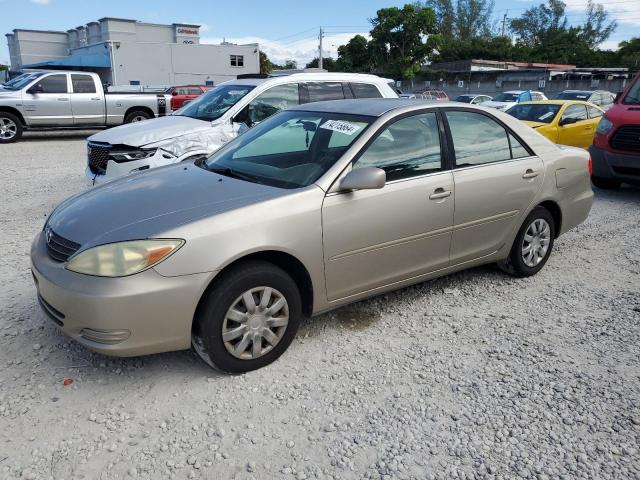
[605,103,640,124]
[88,115,212,147]
[483,101,515,109]
[47,162,284,249]
[0,88,19,97]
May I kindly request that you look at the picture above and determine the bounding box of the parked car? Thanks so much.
[85,73,398,183]
[506,100,604,149]
[0,71,171,143]
[483,90,548,111]
[589,72,640,189]
[413,88,449,101]
[165,85,212,110]
[454,94,492,105]
[552,90,616,110]
[32,99,593,373]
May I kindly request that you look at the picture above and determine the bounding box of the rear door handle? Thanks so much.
[429,188,452,200]
[91,97,101,101]
[57,97,69,102]
[522,169,539,179]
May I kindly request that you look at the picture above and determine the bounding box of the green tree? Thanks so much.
[369,4,440,79]
[304,57,339,71]
[454,0,495,40]
[419,0,455,40]
[581,0,617,49]
[336,35,372,72]
[618,37,640,69]
[259,51,274,74]
[510,0,568,48]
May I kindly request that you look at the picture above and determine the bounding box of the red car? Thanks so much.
[589,71,640,189]
[165,85,212,111]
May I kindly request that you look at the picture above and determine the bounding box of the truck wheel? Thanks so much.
[0,112,23,143]
[591,176,621,190]
[124,110,152,124]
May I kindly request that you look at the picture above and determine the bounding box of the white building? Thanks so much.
[6,18,260,87]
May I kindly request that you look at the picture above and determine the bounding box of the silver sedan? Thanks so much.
[31,99,593,373]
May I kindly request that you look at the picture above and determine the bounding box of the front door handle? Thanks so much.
[522,169,539,179]
[429,188,452,200]
[91,97,101,101]
[57,97,69,102]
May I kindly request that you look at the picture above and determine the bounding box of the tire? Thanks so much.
[0,112,23,143]
[498,206,556,277]
[124,110,152,124]
[192,261,302,374]
[591,176,621,190]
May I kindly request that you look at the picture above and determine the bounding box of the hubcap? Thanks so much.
[0,118,17,139]
[222,287,289,360]
[521,218,551,267]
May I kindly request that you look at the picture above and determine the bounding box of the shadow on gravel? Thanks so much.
[594,184,640,204]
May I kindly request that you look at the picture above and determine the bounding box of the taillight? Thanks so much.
[588,155,593,176]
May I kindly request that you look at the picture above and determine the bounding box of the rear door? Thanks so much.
[23,73,72,126]
[444,109,544,264]
[70,74,104,126]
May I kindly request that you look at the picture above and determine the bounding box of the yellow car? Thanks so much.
[506,100,605,149]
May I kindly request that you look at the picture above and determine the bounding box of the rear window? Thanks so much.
[350,83,382,99]
[71,74,96,94]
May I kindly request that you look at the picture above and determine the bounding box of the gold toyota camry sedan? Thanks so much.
[31,99,593,373]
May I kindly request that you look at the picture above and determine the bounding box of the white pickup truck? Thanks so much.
[0,70,171,143]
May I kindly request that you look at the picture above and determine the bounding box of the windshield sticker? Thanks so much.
[320,120,362,135]
[539,112,555,120]
[227,90,247,95]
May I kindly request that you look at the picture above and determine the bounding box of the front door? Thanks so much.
[70,74,105,126]
[444,109,544,264]
[322,112,454,301]
[557,103,592,148]
[23,73,73,126]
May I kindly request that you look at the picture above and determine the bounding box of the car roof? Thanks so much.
[222,72,393,87]
[290,98,443,117]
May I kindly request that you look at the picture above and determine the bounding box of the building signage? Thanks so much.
[177,28,198,36]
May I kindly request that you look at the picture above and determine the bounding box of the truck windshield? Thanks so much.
[203,110,373,189]
[622,77,640,105]
[174,84,254,121]
[1,72,45,90]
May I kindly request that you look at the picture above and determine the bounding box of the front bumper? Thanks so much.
[589,145,640,186]
[85,148,179,185]
[30,231,213,357]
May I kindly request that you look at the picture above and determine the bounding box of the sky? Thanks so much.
[1,0,639,67]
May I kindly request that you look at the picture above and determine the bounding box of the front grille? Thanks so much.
[45,228,80,262]
[610,125,640,152]
[87,142,112,175]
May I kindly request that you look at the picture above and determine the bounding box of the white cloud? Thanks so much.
[201,32,368,67]
[563,0,640,26]
[30,0,51,4]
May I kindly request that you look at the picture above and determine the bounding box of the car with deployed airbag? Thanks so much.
[32,99,593,373]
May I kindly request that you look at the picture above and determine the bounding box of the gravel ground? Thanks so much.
[1,132,639,480]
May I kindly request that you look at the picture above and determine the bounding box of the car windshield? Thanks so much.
[455,95,473,103]
[203,110,373,189]
[506,104,561,124]
[554,91,590,100]
[1,72,45,90]
[174,84,254,121]
[622,78,640,105]
[493,92,520,102]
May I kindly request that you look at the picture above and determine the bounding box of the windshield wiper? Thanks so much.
[208,165,264,184]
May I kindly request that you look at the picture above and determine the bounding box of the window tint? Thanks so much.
[306,82,345,102]
[342,83,355,99]
[188,87,202,95]
[71,74,96,94]
[35,74,68,94]
[561,104,588,122]
[509,133,530,158]
[350,83,382,99]
[248,83,299,123]
[588,105,603,118]
[446,111,511,166]
[175,87,189,95]
[354,113,442,181]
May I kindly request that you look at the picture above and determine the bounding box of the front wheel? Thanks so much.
[193,261,302,373]
[499,206,555,277]
[124,110,152,124]
[0,112,23,143]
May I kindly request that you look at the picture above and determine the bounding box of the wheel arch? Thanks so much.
[0,106,26,126]
[124,106,154,122]
[537,199,562,238]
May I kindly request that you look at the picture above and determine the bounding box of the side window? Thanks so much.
[350,83,383,99]
[590,93,602,105]
[561,104,588,123]
[71,75,96,94]
[305,82,345,102]
[354,113,442,182]
[247,83,299,124]
[188,87,202,95]
[520,92,532,102]
[588,106,603,118]
[342,83,355,99]
[509,133,530,159]
[34,74,68,94]
[446,111,512,166]
[175,87,189,95]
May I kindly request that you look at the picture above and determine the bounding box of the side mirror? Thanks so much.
[559,117,577,127]
[340,167,386,191]
[27,83,44,94]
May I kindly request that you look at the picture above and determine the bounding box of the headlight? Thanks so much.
[110,148,157,162]
[66,239,184,277]
[596,117,613,135]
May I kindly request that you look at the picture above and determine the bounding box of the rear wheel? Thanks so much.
[124,110,152,124]
[591,176,621,190]
[0,112,22,143]
[192,261,302,373]
[499,206,555,277]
